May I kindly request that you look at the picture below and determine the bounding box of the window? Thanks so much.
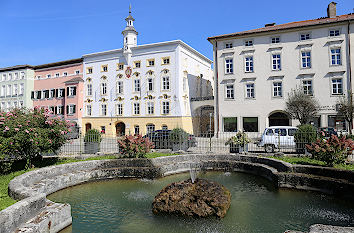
[63,72,68,76]
[47,74,51,79]
[162,57,170,65]
[147,102,154,114]
[19,84,24,96]
[2,74,6,81]
[273,82,282,97]
[6,85,11,96]
[55,73,60,77]
[134,79,140,92]
[246,83,255,98]
[75,70,80,75]
[332,78,343,95]
[86,105,92,116]
[146,124,155,134]
[49,89,55,98]
[183,76,187,92]
[134,103,140,115]
[244,56,254,72]
[162,125,168,130]
[300,33,311,40]
[8,73,12,80]
[101,82,107,95]
[301,51,311,68]
[243,117,258,132]
[67,105,76,115]
[147,59,155,66]
[116,104,123,115]
[101,104,107,116]
[117,63,124,70]
[36,75,41,79]
[162,101,170,114]
[20,72,25,79]
[226,85,234,99]
[134,61,141,68]
[272,54,281,70]
[58,88,65,98]
[13,84,18,96]
[1,85,5,97]
[14,73,18,80]
[49,106,55,114]
[329,29,340,37]
[100,126,106,134]
[330,48,341,65]
[101,65,108,72]
[162,76,170,90]
[225,58,233,74]
[225,42,233,49]
[134,125,140,135]
[44,90,50,99]
[67,86,77,97]
[148,78,153,91]
[19,101,24,108]
[303,80,313,95]
[87,67,93,74]
[271,37,280,44]
[13,101,18,108]
[116,81,123,94]
[87,84,92,96]
[224,117,237,132]
[57,106,64,115]
[245,40,253,46]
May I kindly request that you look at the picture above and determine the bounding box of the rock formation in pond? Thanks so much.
[152,178,231,218]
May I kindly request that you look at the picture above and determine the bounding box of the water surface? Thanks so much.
[48,172,354,233]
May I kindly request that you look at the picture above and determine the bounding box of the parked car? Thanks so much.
[318,127,337,138]
[143,130,197,150]
[258,126,298,153]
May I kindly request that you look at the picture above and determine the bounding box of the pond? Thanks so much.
[48,171,354,233]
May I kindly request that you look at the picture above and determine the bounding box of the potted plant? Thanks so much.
[170,128,190,151]
[84,129,102,154]
[225,131,250,153]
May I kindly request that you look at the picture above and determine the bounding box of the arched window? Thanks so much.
[146,124,155,134]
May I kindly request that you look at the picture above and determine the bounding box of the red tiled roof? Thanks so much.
[207,14,354,41]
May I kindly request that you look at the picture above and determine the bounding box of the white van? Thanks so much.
[259,126,298,153]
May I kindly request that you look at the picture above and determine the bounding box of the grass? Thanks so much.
[0,152,178,211]
[270,156,354,171]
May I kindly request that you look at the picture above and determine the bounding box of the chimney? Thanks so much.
[327,2,337,18]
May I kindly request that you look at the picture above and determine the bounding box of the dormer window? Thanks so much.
[134,61,141,68]
[271,37,280,44]
[225,43,233,49]
[245,40,253,46]
[329,29,340,37]
[300,33,311,41]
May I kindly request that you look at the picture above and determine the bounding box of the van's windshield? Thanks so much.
[274,128,287,136]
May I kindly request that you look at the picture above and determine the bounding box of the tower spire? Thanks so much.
[129,4,132,14]
[122,4,138,64]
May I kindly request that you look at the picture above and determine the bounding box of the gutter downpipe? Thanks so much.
[213,39,220,138]
[346,20,352,133]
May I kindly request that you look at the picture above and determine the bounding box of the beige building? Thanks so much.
[82,8,213,136]
[208,2,354,136]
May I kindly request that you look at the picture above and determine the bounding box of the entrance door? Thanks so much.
[85,123,92,133]
[115,122,126,136]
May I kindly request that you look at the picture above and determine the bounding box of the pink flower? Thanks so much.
[25,130,29,133]
[10,142,13,145]
[4,126,9,131]
[0,122,4,125]
[35,141,38,144]
[14,128,19,131]
[30,139,33,142]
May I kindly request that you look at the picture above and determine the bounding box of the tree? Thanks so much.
[0,107,71,167]
[337,92,354,135]
[285,88,319,125]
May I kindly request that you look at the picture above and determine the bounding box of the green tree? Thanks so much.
[285,88,319,125]
[337,92,354,135]
[0,107,70,167]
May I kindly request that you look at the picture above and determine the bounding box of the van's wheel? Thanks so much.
[264,144,274,153]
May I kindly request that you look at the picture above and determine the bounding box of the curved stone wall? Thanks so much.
[2,154,354,233]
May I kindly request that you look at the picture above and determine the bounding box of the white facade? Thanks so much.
[209,6,354,136]
[0,65,34,111]
[82,9,213,135]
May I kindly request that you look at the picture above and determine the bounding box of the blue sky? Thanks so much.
[0,0,353,67]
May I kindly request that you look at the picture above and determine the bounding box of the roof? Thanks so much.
[64,77,84,84]
[0,64,33,72]
[83,40,212,64]
[208,14,354,41]
[34,58,83,70]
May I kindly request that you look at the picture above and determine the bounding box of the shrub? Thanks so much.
[306,135,354,166]
[225,131,250,146]
[84,129,102,143]
[117,134,154,158]
[0,107,70,168]
[170,128,189,144]
[294,124,318,154]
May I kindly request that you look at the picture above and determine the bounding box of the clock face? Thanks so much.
[125,67,132,78]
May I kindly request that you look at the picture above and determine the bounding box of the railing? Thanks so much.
[52,131,332,156]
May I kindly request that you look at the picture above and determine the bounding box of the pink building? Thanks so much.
[33,58,84,127]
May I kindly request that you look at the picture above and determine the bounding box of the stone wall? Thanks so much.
[2,154,354,233]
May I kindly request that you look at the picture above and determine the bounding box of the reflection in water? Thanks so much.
[49,172,354,233]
